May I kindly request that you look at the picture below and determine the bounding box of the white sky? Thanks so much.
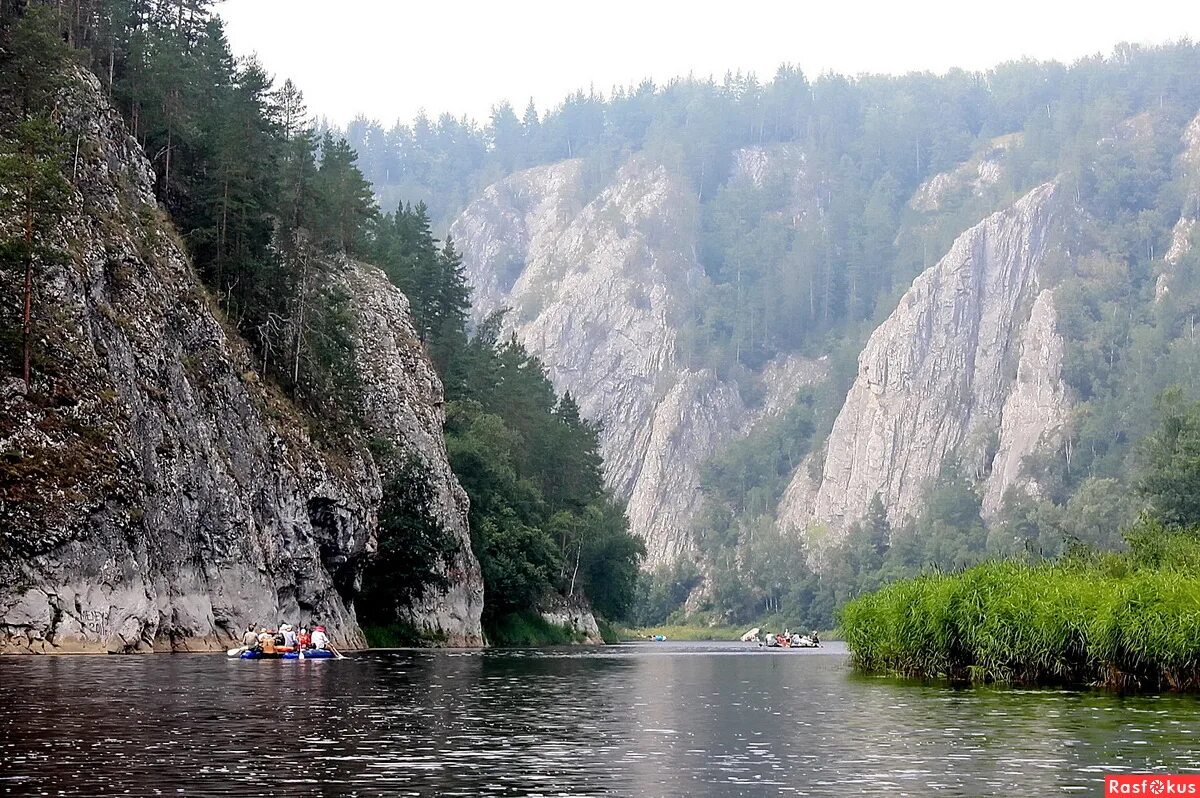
[217,0,1200,127]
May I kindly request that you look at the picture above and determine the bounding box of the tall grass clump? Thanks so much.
[840,542,1200,691]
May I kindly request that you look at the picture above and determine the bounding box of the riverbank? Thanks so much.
[840,550,1200,691]
[619,624,745,641]
[619,624,839,642]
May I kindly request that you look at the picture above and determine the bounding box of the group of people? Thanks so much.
[240,623,331,655]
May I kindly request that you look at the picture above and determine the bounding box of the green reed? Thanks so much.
[840,550,1200,690]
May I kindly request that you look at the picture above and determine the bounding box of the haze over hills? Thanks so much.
[336,44,1200,622]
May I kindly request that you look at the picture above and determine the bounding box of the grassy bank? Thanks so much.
[840,551,1200,690]
[619,624,747,641]
[485,611,586,646]
[362,623,446,648]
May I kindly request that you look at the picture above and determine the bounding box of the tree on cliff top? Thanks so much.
[0,8,71,393]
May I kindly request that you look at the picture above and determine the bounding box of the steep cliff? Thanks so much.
[337,263,484,645]
[0,70,482,652]
[450,154,823,566]
[1157,112,1200,301]
[778,183,1066,538]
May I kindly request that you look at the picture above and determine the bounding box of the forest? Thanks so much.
[334,35,1200,631]
[0,0,642,641]
[330,36,1200,632]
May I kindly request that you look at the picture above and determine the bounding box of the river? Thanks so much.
[2,641,1198,796]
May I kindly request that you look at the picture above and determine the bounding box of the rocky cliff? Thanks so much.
[0,70,482,652]
[778,183,1066,539]
[1157,111,1200,301]
[909,134,1021,213]
[450,153,823,566]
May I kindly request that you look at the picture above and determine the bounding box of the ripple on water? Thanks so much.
[1,642,1198,796]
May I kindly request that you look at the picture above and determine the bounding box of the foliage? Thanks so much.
[485,610,584,647]
[361,622,446,648]
[358,459,461,625]
[595,616,620,644]
[631,558,703,627]
[698,393,816,524]
[369,201,470,380]
[0,8,72,388]
[842,400,1200,691]
[1136,388,1200,528]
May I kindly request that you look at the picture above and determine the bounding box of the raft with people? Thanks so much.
[239,648,338,660]
[226,623,345,660]
[755,630,822,649]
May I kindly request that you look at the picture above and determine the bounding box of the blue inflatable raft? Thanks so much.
[239,649,337,660]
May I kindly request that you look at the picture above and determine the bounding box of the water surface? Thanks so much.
[3,641,1199,796]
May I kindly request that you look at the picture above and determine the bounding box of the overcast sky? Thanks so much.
[217,0,1200,127]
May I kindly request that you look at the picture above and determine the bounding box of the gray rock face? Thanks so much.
[1157,112,1200,301]
[980,289,1069,516]
[538,595,603,645]
[339,263,484,646]
[450,155,824,566]
[0,70,482,652]
[778,183,1064,539]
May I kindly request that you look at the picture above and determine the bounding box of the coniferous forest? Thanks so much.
[329,38,1200,631]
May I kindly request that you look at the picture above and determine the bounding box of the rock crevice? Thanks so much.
[778,183,1065,539]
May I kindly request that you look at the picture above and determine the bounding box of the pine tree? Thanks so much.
[428,235,471,380]
[313,132,376,254]
[0,117,70,392]
[0,9,71,392]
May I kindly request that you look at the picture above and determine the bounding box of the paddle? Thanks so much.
[328,643,346,660]
[226,646,246,657]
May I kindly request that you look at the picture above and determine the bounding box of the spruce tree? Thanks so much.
[313,132,376,254]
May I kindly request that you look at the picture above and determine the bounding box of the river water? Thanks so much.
[2,641,1199,796]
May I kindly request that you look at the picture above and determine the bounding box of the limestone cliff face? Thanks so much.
[1157,112,1200,301]
[778,183,1065,538]
[451,153,823,566]
[980,289,1069,515]
[0,71,482,652]
[538,595,603,645]
[338,264,484,645]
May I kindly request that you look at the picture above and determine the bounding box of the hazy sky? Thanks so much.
[218,0,1199,127]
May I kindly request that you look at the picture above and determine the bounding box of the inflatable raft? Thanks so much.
[237,649,338,660]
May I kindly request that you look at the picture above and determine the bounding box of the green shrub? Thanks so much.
[485,611,582,646]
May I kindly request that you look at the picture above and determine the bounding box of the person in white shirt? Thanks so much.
[310,626,330,650]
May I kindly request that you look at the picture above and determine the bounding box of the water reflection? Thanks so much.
[2,642,1200,796]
